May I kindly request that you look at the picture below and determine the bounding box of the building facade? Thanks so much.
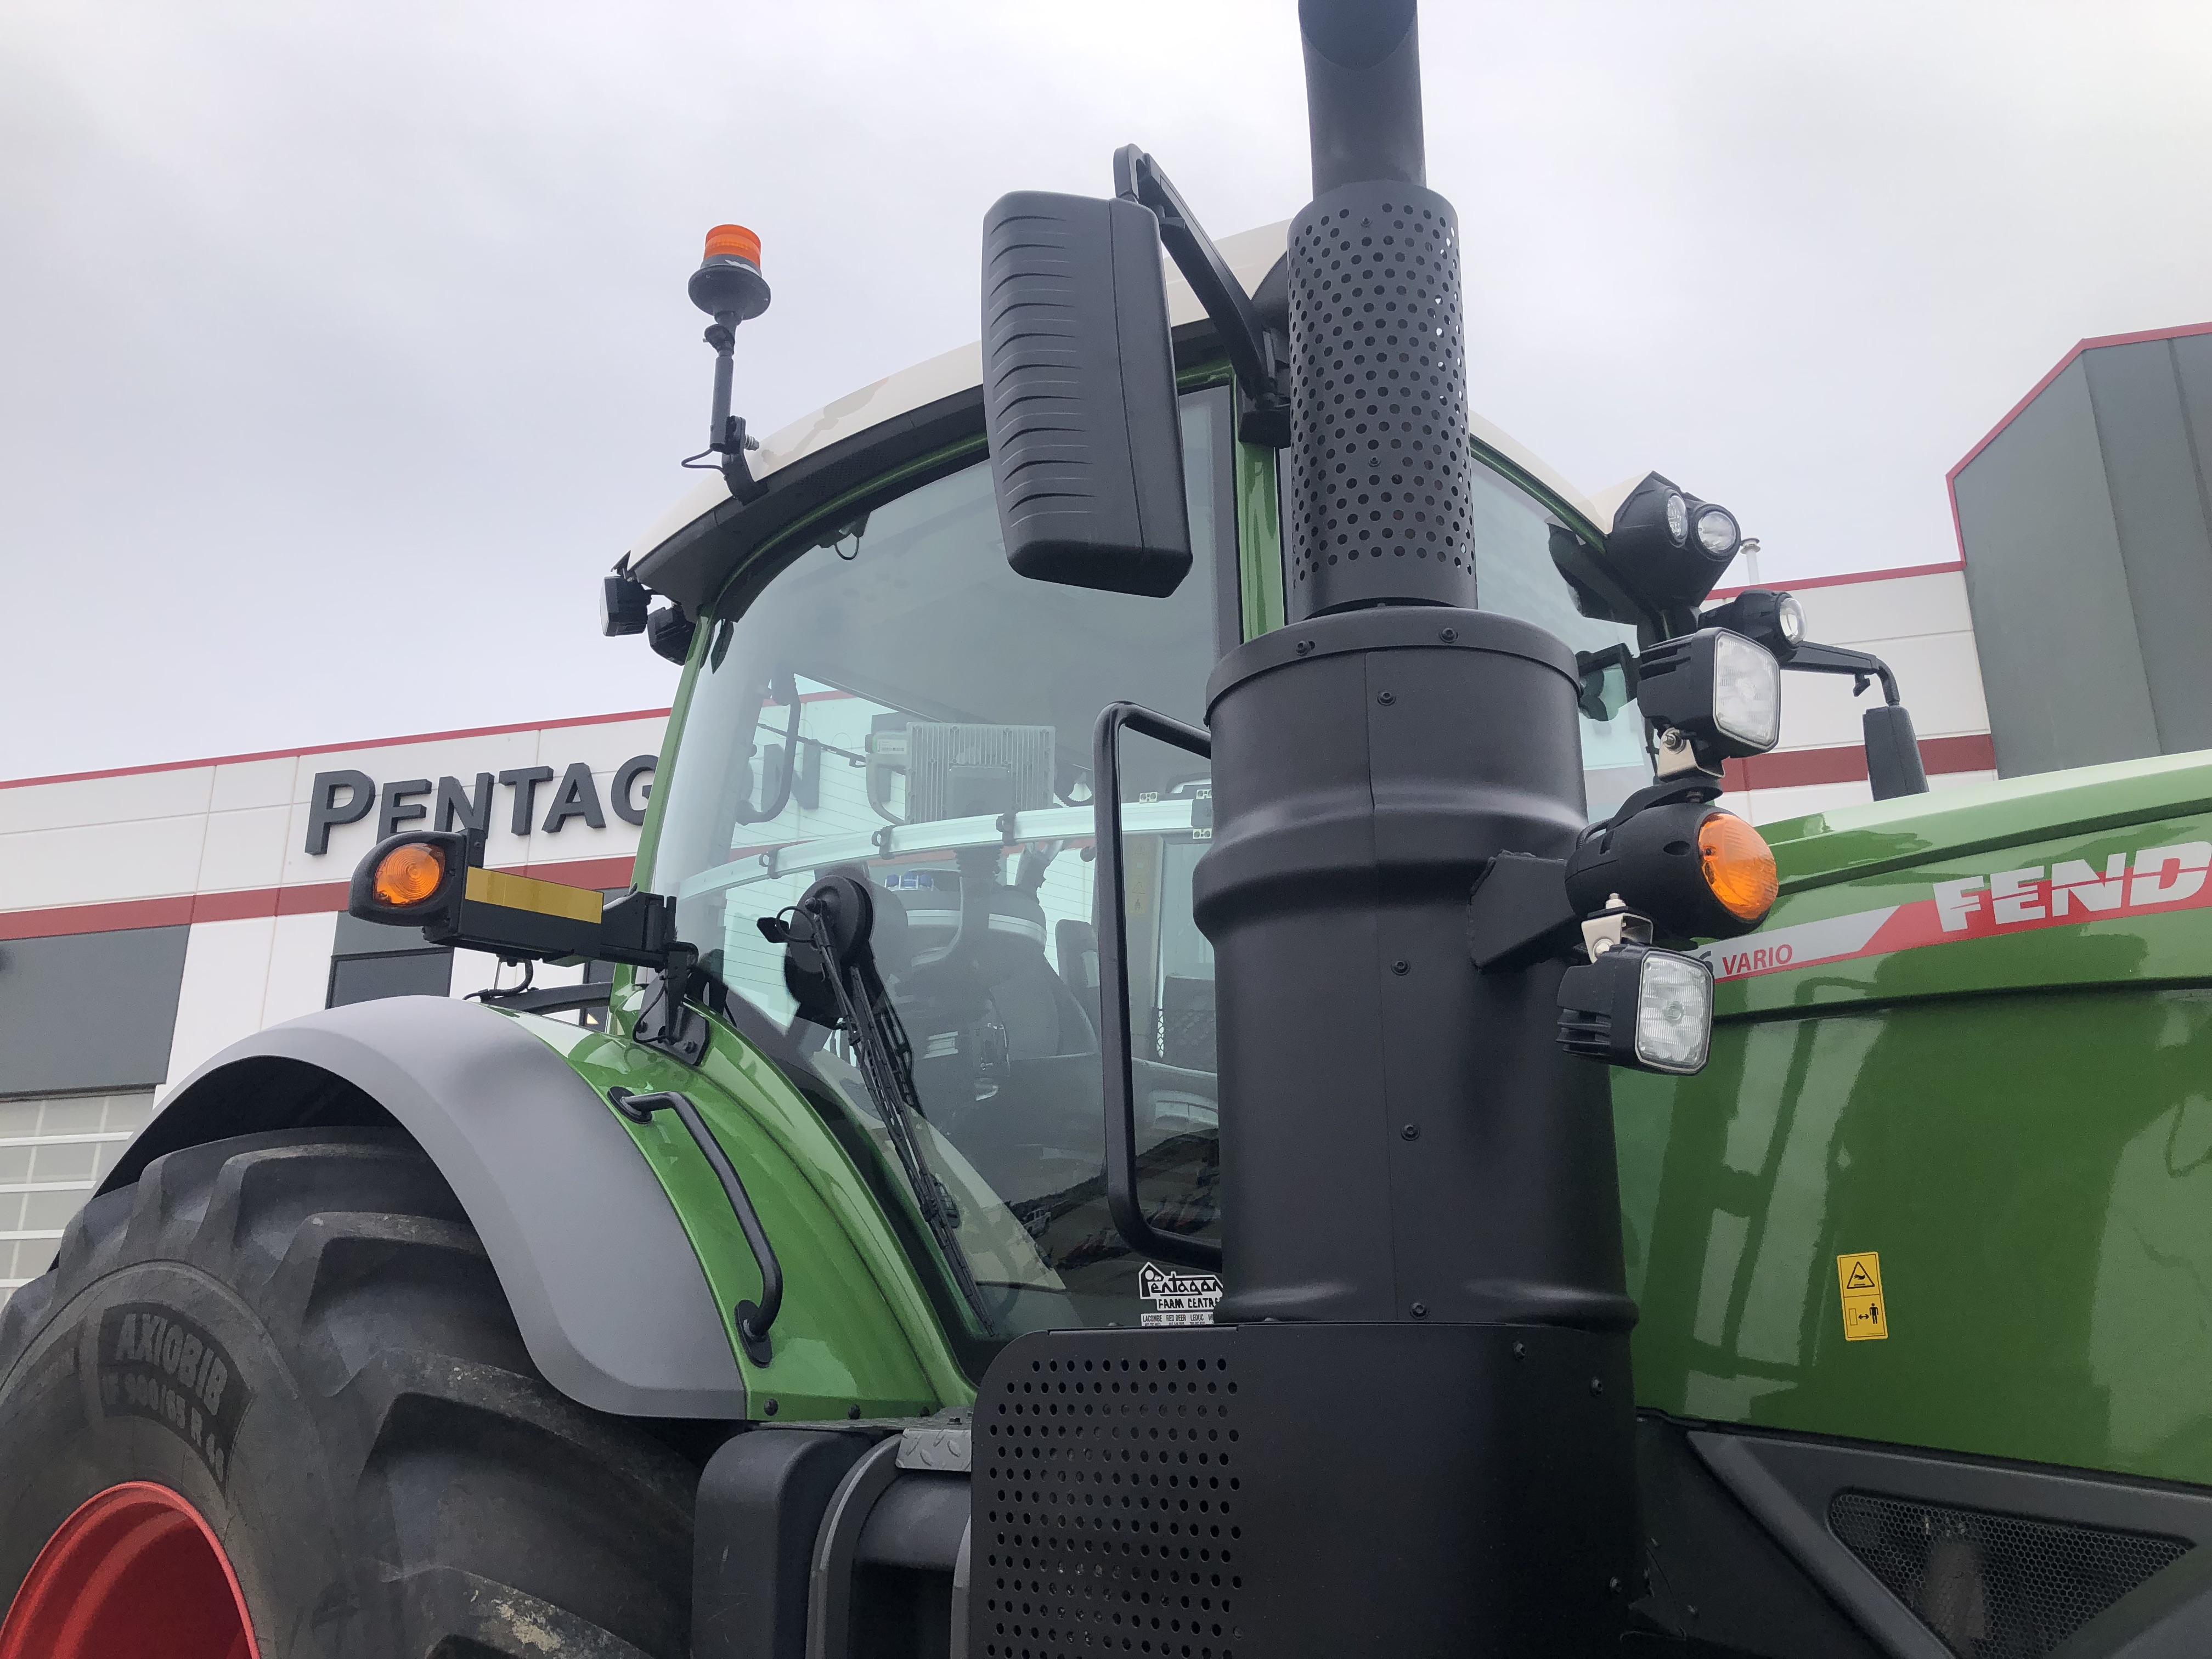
[0,709,666,1304]
[1950,320,2212,778]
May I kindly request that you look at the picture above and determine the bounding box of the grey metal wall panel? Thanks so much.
[2175,335,2212,501]
[2083,339,2212,754]
[1954,358,2158,776]
[0,926,190,1096]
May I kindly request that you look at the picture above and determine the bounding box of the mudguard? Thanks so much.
[102,994,747,1419]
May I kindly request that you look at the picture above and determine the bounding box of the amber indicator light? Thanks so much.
[371,842,447,909]
[1698,811,1778,922]
[702,224,761,267]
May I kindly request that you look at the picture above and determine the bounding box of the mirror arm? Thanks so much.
[1783,640,1901,705]
[1114,146,1290,447]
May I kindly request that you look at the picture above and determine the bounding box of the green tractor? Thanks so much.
[7,4,2211,1657]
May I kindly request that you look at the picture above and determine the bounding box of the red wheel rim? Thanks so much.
[1,1482,258,1659]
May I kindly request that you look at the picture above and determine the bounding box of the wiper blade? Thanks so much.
[775,881,997,1335]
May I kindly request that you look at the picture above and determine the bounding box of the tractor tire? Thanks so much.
[0,1127,697,1659]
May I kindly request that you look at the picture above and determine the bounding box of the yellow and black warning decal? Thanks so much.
[1836,1251,1888,1341]
[454,865,605,958]
[465,865,605,922]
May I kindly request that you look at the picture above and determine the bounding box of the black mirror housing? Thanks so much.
[981,191,1192,597]
[1864,703,1929,800]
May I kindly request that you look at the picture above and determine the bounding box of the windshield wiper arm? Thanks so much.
[764,877,997,1334]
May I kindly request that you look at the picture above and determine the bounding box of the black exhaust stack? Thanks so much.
[1285,0,1473,620]
[970,4,1640,1654]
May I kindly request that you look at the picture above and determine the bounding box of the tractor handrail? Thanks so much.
[608,1087,783,1367]
[674,798,1202,900]
[1092,702,1224,1274]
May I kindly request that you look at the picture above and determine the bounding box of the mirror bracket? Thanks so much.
[1114,145,1290,448]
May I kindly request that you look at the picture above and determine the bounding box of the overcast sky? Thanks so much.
[5,1,2210,778]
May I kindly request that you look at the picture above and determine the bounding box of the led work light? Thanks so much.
[1699,588,1805,662]
[1693,504,1740,558]
[1604,472,1746,612]
[1637,627,1781,764]
[1557,941,1715,1075]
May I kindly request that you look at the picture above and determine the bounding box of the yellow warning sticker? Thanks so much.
[1836,1251,1888,1341]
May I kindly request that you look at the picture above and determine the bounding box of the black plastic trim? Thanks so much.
[1693,1426,2212,1659]
[635,386,987,617]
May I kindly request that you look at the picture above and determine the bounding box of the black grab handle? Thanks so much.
[609,1087,783,1367]
[1092,702,1224,1273]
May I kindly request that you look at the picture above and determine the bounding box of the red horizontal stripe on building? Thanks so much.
[1705,561,1965,602]
[1722,733,1996,792]
[1,709,672,792]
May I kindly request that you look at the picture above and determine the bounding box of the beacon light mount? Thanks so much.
[682,223,772,506]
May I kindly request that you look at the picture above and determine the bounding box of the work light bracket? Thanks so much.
[1466,851,1581,973]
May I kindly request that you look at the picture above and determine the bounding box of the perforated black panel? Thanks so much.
[972,1333,1242,1659]
[1285,180,1472,620]
[1830,1489,2188,1659]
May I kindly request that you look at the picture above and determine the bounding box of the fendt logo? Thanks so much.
[302,757,657,854]
[1702,838,2211,983]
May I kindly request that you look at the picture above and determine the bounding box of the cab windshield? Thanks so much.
[650,383,1645,1363]
[653,388,1233,1357]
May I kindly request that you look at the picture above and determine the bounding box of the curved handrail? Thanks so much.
[1092,702,1224,1273]
[608,1087,783,1367]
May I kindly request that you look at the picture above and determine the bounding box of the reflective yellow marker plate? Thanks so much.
[1837,1251,1889,1341]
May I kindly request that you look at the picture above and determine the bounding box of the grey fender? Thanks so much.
[109,995,747,1419]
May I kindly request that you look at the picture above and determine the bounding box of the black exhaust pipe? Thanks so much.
[1300,0,1426,195]
[1284,0,1473,620]
[967,7,1640,1654]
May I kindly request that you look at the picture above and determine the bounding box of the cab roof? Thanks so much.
[627,221,1615,612]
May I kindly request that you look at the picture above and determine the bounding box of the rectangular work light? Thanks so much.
[1556,942,1715,1075]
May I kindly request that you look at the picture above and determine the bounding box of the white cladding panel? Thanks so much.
[2,713,672,1115]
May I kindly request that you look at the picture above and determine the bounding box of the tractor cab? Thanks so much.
[619,230,1677,1352]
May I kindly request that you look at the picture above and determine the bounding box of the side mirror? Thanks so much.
[1863,704,1928,801]
[980,191,1191,597]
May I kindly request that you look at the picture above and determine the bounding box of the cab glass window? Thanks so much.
[651,387,1230,1358]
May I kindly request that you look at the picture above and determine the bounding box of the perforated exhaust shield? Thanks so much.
[966,1322,1638,1658]
[1285,182,1473,620]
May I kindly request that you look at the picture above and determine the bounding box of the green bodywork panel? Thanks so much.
[1620,752,2212,1485]
[523,995,972,1420]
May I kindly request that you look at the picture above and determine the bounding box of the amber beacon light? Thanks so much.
[371,841,448,909]
[690,223,769,322]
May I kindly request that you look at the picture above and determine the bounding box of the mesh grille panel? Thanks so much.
[1285,180,1472,618]
[974,1341,1240,1659]
[1830,1490,2188,1659]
